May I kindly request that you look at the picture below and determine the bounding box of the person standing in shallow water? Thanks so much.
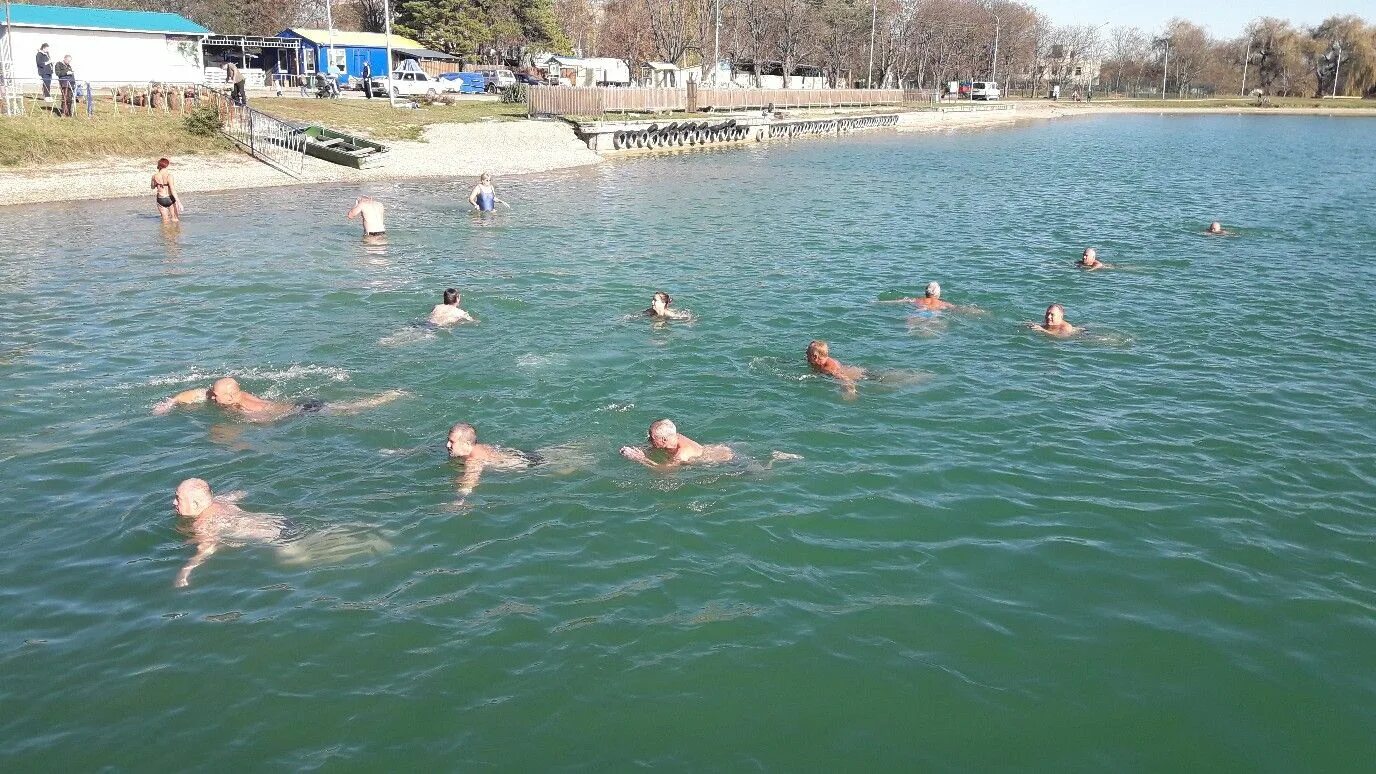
[151,158,179,223]
[469,172,499,212]
[347,196,386,242]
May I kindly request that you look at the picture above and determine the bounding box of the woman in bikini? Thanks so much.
[151,157,179,223]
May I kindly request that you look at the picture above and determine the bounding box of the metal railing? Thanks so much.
[528,84,906,117]
[199,88,305,177]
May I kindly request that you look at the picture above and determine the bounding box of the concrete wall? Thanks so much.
[3,26,204,84]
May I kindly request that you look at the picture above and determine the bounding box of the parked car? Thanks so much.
[514,72,543,86]
[971,80,1001,100]
[485,69,516,92]
[437,71,488,94]
[370,69,439,98]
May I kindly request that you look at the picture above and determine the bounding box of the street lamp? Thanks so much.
[982,3,1001,82]
[1156,35,1171,99]
[382,0,395,107]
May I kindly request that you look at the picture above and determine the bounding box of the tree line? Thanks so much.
[38,1,1376,96]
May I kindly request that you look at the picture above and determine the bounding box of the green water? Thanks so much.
[2,115,1375,769]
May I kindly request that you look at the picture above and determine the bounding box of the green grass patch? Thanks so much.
[252,97,526,141]
[0,107,232,167]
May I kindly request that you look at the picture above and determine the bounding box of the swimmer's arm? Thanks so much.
[175,540,217,588]
[457,309,476,322]
[875,297,918,304]
[154,387,208,414]
[468,187,480,209]
[457,461,485,496]
[620,446,668,468]
[346,199,366,220]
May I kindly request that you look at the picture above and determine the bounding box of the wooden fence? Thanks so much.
[527,84,904,117]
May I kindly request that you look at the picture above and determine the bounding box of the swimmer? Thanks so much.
[644,291,690,320]
[347,196,386,241]
[1028,303,1080,337]
[1077,248,1113,270]
[620,419,734,467]
[469,172,505,212]
[1205,221,1229,235]
[150,157,179,223]
[807,340,865,398]
[429,287,476,326]
[172,478,285,587]
[153,377,404,422]
[446,422,541,497]
[879,281,981,312]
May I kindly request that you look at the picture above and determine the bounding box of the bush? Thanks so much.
[183,104,223,136]
[500,84,528,104]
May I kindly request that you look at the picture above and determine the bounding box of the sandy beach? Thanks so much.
[2,100,1372,207]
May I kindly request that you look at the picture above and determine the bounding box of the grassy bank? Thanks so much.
[0,110,232,167]
[252,97,526,141]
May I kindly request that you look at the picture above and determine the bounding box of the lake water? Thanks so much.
[2,114,1374,769]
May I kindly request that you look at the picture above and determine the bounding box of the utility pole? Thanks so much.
[713,0,720,85]
[867,0,878,88]
[325,0,337,87]
[1332,41,1342,97]
[990,11,1000,81]
[1240,36,1252,97]
[383,0,395,106]
[1158,36,1170,99]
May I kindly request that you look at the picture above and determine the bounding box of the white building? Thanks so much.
[1,3,210,87]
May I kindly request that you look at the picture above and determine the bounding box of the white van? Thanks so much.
[971,81,1001,100]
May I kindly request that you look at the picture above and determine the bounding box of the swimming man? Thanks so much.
[1029,303,1079,337]
[347,196,386,241]
[807,340,865,397]
[879,282,979,312]
[172,478,286,587]
[1205,221,1229,235]
[645,291,690,320]
[620,419,734,467]
[154,377,403,422]
[447,422,541,497]
[1077,248,1112,270]
[429,288,476,326]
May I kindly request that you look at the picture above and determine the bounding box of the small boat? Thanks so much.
[299,125,389,169]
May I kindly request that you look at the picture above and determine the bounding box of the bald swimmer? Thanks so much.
[154,377,403,422]
[1205,221,1229,235]
[1077,248,1113,270]
[807,340,865,397]
[446,422,541,497]
[1029,303,1080,337]
[429,288,476,326]
[172,478,286,587]
[620,419,734,467]
[879,281,982,313]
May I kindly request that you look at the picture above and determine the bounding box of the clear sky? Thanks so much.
[1030,0,1376,37]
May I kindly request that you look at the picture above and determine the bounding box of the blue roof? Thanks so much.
[4,4,211,35]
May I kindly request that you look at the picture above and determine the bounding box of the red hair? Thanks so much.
[157,158,171,169]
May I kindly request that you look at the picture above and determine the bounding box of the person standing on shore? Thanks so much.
[346,196,386,242]
[468,172,502,212]
[223,61,246,106]
[362,60,373,99]
[55,55,75,117]
[35,44,53,102]
[151,158,180,223]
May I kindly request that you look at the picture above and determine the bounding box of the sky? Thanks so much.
[1030,0,1376,37]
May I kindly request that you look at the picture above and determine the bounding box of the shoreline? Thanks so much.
[2,101,1373,208]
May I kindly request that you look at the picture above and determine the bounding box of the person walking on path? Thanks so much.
[35,44,53,101]
[54,55,75,116]
[362,60,373,99]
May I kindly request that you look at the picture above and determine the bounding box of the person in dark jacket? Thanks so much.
[55,54,75,116]
[35,44,53,100]
[362,60,373,99]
